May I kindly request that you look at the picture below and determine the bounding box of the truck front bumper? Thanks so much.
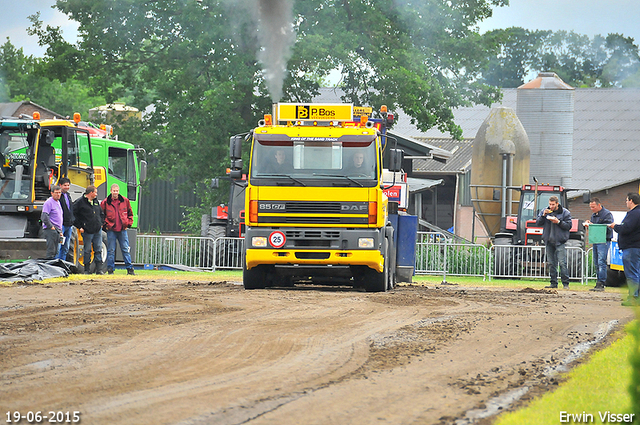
[245,248,384,272]
[244,226,386,272]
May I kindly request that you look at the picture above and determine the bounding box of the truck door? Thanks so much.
[62,127,94,197]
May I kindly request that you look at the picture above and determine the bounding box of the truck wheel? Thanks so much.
[494,238,515,277]
[387,237,396,290]
[243,261,267,289]
[566,239,583,279]
[365,241,388,293]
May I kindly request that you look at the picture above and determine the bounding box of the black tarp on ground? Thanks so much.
[0,259,78,282]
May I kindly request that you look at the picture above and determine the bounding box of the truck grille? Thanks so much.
[259,216,368,224]
[285,231,341,239]
[258,201,368,214]
[295,252,331,260]
[286,202,341,213]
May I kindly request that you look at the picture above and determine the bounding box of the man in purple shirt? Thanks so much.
[41,185,64,259]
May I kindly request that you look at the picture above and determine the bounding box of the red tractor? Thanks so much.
[200,176,246,268]
[493,183,586,278]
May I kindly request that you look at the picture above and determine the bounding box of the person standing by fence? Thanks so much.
[608,193,640,306]
[583,198,614,292]
[536,195,573,289]
[101,184,135,275]
[56,177,75,261]
[73,185,104,274]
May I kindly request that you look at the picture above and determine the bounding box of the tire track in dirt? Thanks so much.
[0,281,633,425]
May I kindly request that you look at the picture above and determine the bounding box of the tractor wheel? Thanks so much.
[200,224,225,269]
[73,229,107,273]
[494,237,516,277]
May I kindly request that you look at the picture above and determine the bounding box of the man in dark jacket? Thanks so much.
[56,177,75,261]
[608,192,640,305]
[101,184,135,275]
[583,198,614,291]
[535,196,573,289]
[73,185,104,274]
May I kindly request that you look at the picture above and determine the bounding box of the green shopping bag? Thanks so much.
[588,223,607,244]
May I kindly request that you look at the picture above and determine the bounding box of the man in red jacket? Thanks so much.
[101,184,135,275]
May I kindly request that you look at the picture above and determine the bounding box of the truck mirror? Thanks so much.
[230,136,242,160]
[139,160,147,183]
[583,192,591,203]
[229,169,242,179]
[231,159,243,170]
[211,178,220,189]
[389,148,404,172]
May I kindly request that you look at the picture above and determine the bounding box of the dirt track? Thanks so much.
[0,277,633,425]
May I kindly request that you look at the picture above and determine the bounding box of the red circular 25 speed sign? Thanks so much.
[269,231,286,248]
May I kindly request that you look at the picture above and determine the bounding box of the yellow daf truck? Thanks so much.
[229,103,403,292]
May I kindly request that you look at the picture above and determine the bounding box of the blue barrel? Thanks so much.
[396,213,417,282]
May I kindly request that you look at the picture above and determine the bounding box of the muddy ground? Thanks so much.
[0,277,634,425]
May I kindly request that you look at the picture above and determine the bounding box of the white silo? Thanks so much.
[517,72,574,187]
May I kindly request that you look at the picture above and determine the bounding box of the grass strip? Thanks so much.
[495,323,636,425]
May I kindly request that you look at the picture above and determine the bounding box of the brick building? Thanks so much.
[0,101,64,120]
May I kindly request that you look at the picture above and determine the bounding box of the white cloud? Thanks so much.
[0,0,78,57]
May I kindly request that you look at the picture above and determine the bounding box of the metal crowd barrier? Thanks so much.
[136,235,244,271]
[415,231,590,283]
[136,234,594,282]
[415,233,488,280]
[490,244,585,283]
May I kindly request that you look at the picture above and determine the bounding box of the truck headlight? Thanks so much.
[358,238,374,248]
[252,236,267,247]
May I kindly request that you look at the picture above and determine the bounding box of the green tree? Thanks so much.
[28,0,507,231]
[0,37,104,117]
[480,28,640,88]
[480,27,547,88]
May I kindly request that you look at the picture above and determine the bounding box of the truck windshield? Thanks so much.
[0,128,33,200]
[251,137,377,185]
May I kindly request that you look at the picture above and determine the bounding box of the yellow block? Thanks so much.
[278,103,353,121]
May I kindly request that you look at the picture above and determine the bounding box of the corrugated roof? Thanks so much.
[314,88,454,159]
[399,88,640,193]
[314,87,640,193]
[0,103,21,117]
[412,138,473,174]
[407,177,444,193]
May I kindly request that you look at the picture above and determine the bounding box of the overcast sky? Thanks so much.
[1,0,639,59]
[477,0,640,42]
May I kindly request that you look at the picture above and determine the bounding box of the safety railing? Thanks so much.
[136,234,593,282]
[490,244,586,283]
[415,233,488,280]
[207,237,244,270]
[136,235,244,271]
[584,247,597,283]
